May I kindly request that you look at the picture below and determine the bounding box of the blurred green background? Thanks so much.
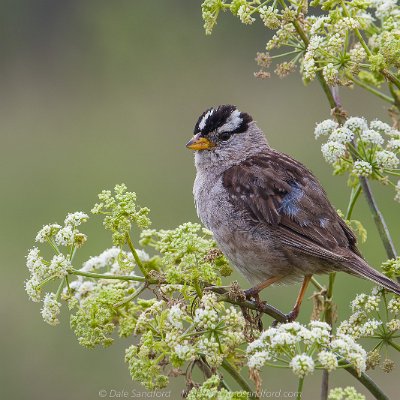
[1,1,399,399]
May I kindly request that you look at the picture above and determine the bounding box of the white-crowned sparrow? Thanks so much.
[186,104,400,320]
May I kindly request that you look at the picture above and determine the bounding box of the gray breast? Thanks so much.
[193,171,289,285]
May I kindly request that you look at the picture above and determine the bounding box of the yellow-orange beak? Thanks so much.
[186,134,215,151]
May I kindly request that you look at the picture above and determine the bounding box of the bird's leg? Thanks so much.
[244,275,284,304]
[284,274,312,322]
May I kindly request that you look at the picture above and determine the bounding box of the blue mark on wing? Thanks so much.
[278,181,303,218]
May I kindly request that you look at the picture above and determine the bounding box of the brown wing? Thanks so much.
[222,150,361,260]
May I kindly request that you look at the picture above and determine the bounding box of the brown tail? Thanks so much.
[346,256,400,296]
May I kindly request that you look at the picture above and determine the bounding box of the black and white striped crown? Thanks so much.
[194,105,253,136]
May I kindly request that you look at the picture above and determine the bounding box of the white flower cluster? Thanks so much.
[331,334,367,375]
[352,161,373,177]
[321,141,347,164]
[289,354,315,377]
[315,117,400,186]
[237,4,255,25]
[35,211,88,247]
[246,321,366,377]
[25,247,72,302]
[41,293,62,326]
[328,386,366,400]
[135,300,165,334]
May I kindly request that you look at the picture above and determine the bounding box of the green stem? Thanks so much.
[69,268,147,282]
[388,340,400,352]
[55,278,65,299]
[349,76,395,104]
[346,184,362,220]
[358,178,397,260]
[297,377,304,400]
[113,282,147,308]
[311,277,325,291]
[221,359,258,398]
[126,233,148,277]
[194,279,203,298]
[339,360,389,400]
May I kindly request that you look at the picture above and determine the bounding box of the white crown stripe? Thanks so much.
[198,109,215,131]
[218,109,243,133]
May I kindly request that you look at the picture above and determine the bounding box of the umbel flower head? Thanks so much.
[315,117,400,201]
[246,321,367,377]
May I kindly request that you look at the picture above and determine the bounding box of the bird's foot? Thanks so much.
[244,287,261,304]
[272,308,299,327]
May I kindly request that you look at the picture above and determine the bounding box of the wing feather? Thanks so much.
[222,151,361,259]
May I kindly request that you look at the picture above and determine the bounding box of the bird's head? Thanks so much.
[186,105,253,151]
[186,105,268,170]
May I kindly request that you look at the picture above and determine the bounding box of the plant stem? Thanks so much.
[194,278,203,298]
[311,277,325,291]
[297,377,304,400]
[208,286,287,322]
[221,359,258,398]
[321,271,336,400]
[126,233,148,277]
[346,184,362,220]
[339,360,389,400]
[320,371,329,400]
[388,340,400,352]
[349,76,395,104]
[358,178,397,260]
[69,268,147,282]
[114,282,147,308]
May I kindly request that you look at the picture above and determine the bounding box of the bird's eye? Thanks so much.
[219,132,231,141]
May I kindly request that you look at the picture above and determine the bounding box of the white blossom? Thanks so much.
[361,319,382,336]
[35,224,62,243]
[41,293,61,325]
[168,304,184,329]
[25,277,42,302]
[364,295,380,312]
[351,293,367,312]
[194,307,219,329]
[353,160,373,177]
[237,5,255,25]
[248,350,271,369]
[55,225,75,246]
[370,120,394,136]
[48,254,70,278]
[321,141,347,164]
[387,319,400,332]
[81,247,123,272]
[318,351,338,372]
[387,138,400,151]
[329,127,354,144]
[344,117,368,134]
[331,334,367,375]
[303,53,317,80]
[315,120,339,139]
[26,247,47,280]
[290,354,315,377]
[174,343,195,361]
[64,211,89,227]
[359,129,384,145]
[388,297,400,313]
[375,150,399,169]
[328,386,366,400]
